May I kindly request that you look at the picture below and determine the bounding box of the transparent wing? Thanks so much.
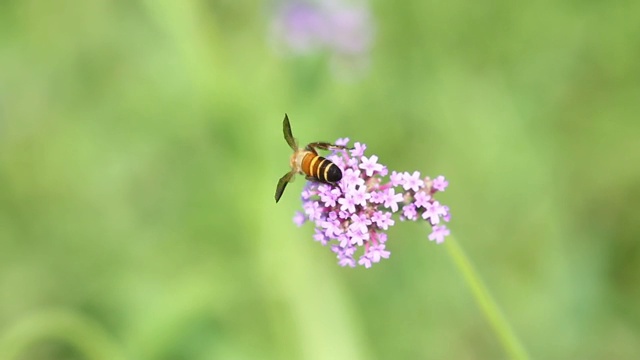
[306,142,352,152]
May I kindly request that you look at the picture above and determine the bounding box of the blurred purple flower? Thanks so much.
[293,139,451,268]
[271,2,330,54]
[270,0,374,76]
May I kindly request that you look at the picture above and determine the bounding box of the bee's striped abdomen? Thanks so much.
[301,152,342,183]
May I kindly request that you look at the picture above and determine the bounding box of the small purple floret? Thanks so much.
[359,155,384,177]
[402,171,424,192]
[429,225,450,244]
[293,211,306,227]
[432,175,449,192]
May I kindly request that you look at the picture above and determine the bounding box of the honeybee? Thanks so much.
[275,114,350,203]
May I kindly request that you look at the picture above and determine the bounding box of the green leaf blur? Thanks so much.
[1,1,639,359]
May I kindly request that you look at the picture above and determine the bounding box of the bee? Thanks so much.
[275,114,350,203]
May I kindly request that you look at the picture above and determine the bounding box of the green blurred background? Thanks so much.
[1,0,639,359]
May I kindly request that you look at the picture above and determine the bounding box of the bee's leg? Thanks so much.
[305,176,330,184]
[306,142,352,152]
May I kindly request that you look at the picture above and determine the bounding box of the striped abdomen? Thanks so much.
[301,152,342,183]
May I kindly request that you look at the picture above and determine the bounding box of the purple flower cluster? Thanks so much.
[293,138,451,268]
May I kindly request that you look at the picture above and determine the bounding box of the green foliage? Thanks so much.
[1,0,639,358]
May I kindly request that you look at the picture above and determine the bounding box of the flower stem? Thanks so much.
[445,235,529,360]
[0,309,126,360]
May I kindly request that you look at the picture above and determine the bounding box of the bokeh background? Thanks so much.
[1,0,639,359]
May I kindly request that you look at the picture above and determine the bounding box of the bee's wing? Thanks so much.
[275,170,296,203]
[283,114,298,150]
[306,142,352,151]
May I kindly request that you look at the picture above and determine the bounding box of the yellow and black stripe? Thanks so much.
[301,152,342,183]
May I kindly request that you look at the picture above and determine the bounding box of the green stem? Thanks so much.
[0,309,126,360]
[445,235,529,360]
